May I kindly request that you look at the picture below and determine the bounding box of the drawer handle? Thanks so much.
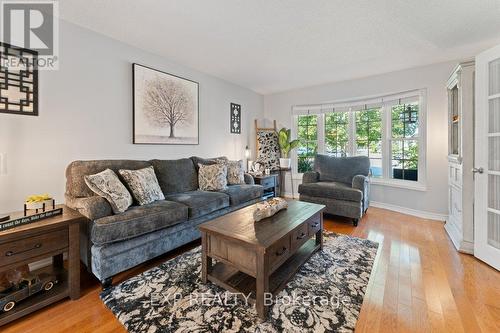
[311,222,319,228]
[275,247,287,256]
[5,243,42,257]
[297,233,306,240]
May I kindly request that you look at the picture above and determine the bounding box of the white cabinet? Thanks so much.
[445,61,475,254]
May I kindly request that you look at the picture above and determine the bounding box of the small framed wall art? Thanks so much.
[0,42,39,116]
[230,103,241,134]
[133,63,199,145]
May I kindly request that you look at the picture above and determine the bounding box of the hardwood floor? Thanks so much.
[3,207,500,332]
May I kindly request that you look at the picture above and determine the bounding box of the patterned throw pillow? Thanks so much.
[84,169,133,214]
[118,166,165,205]
[198,163,228,191]
[226,160,245,185]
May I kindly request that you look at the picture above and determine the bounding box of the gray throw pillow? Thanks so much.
[198,163,228,191]
[118,166,165,205]
[226,160,245,185]
[84,169,133,214]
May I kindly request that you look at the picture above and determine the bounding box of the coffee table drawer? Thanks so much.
[269,236,290,271]
[0,229,68,266]
[308,214,321,236]
[291,223,308,251]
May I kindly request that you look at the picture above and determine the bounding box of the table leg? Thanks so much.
[256,251,269,320]
[290,171,294,199]
[68,222,80,300]
[201,232,212,284]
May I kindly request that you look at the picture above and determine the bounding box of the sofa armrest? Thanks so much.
[244,173,255,185]
[302,171,319,184]
[65,193,112,221]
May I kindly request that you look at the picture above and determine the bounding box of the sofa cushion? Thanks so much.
[198,163,228,191]
[298,181,363,202]
[222,185,264,205]
[314,154,370,184]
[84,169,133,214]
[91,200,188,245]
[190,156,228,171]
[66,160,152,197]
[118,166,165,205]
[165,191,229,219]
[150,158,198,194]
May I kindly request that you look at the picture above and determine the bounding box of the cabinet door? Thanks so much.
[474,43,500,270]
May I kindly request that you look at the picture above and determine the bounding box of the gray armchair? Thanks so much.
[298,154,370,226]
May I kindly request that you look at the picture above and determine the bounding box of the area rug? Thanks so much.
[100,232,378,333]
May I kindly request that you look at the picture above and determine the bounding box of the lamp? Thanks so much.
[245,146,253,172]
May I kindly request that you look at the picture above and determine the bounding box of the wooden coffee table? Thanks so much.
[198,200,325,319]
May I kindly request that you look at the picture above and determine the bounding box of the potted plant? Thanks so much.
[278,127,300,169]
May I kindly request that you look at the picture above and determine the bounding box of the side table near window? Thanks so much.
[252,174,279,199]
[0,205,83,326]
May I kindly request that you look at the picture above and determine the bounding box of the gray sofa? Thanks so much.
[298,154,370,226]
[65,157,263,287]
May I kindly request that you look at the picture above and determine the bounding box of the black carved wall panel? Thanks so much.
[230,103,241,134]
[0,42,38,116]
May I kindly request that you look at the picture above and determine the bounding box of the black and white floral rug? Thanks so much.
[100,232,378,333]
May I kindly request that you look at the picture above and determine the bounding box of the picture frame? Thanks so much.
[0,42,39,116]
[133,63,199,145]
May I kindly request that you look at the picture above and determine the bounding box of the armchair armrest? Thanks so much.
[352,175,369,191]
[65,193,112,221]
[352,175,371,212]
[244,173,255,185]
[302,171,319,184]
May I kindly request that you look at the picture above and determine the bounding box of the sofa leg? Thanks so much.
[352,218,359,227]
[102,277,113,290]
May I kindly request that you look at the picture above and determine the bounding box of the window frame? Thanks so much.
[292,89,427,191]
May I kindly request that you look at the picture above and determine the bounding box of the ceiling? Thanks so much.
[59,0,500,94]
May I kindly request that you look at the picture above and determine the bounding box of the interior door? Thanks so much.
[474,44,500,270]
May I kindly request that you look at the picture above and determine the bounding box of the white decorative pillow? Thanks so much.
[226,160,245,185]
[118,166,165,205]
[198,163,228,191]
[84,169,133,214]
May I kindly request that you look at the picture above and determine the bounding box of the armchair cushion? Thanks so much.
[302,171,319,184]
[314,154,370,184]
[298,181,363,202]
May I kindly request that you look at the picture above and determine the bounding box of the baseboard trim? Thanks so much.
[369,201,447,221]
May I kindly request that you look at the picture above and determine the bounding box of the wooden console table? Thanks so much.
[0,205,83,326]
[199,200,325,319]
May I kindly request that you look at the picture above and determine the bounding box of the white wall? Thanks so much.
[264,62,457,217]
[0,20,264,212]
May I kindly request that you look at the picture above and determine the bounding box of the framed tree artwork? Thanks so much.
[230,103,241,134]
[0,43,39,116]
[133,63,199,144]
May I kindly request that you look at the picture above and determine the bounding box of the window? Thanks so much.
[355,108,382,178]
[297,114,318,173]
[325,112,349,157]
[390,103,419,181]
[292,90,426,188]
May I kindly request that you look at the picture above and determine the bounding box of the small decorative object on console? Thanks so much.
[0,272,59,313]
[253,197,288,222]
[24,194,55,215]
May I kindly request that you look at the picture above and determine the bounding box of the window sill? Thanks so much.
[370,178,427,191]
[292,174,427,191]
